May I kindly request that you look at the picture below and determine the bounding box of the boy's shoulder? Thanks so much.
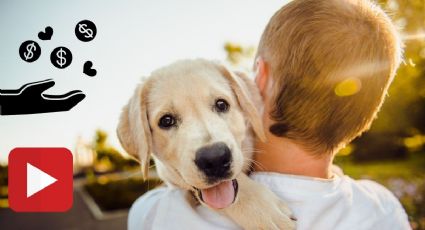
[251,171,410,229]
[330,167,406,219]
[344,177,407,218]
[353,178,403,210]
[331,174,410,229]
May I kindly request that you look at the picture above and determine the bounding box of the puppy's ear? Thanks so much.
[215,63,267,142]
[117,81,152,179]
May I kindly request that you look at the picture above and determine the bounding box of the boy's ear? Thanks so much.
[117,81,152,179]
[214,62,266,142]
[254,57,269,98]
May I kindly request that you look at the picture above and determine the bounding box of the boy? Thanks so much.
[128,0,410,229]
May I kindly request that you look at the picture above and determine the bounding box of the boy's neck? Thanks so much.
[253,134,334,179]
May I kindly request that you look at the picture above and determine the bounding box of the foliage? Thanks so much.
[369,0,425,134]
[0,165,8,208]
[224,42,256,69]
[0,164,7,188]
[351,132,408,161]
[84,176,162,211]
[92,129,139,172]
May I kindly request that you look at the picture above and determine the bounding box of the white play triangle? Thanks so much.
[27,163,58,198]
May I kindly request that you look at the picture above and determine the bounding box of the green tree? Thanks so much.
[93,130,138,172]
[370,0,425,135]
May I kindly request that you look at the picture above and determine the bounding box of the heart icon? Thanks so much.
[83,61,97,77]
[38,26,53,40]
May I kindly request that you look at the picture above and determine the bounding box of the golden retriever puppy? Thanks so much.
[117,59,295,229]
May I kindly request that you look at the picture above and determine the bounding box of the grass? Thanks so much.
[335,151,425,181]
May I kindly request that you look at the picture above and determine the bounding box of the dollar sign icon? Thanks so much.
[78,24,93,38]
[24,43,36,60]
[19,40,41,63]
[56,48,67,67]
[75,20,97,42]
[50,46,72,69]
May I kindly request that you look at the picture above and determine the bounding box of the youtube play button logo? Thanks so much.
[8,148,73,212]
[27,163,58,198]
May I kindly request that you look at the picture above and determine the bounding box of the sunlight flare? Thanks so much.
[402,31,425,41]
[334,78,362,97]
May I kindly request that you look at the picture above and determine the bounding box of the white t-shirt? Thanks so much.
[128,170,410,230]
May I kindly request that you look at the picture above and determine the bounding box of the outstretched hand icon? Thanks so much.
[0,79,85,115]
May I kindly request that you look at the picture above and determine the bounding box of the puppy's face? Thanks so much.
[148,62,247,189]
[117,59,265,209]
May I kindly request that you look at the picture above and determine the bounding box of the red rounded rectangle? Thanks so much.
[8,148,73,212]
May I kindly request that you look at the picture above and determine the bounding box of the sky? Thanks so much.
[0,0,289,163]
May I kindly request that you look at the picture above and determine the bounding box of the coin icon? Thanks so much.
[50,46,72,69]
[75,20,97,42]
[19,40,41,63]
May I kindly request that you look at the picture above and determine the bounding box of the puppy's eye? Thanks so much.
[158,114,176,129]
[215,99,229,113]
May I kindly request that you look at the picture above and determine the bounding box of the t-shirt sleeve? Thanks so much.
[128,187,168,230]
[373,201,412,230]
[357,180,411,230]
[127,186,240,230]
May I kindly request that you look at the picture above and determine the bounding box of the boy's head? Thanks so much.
[255,0,403,154]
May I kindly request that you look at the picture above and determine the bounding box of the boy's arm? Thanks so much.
[374,205,411,230]
[358,180,411,230]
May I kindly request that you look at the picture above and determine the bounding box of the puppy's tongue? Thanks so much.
[201,180,235,209]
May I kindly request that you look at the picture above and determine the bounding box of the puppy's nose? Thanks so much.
[195,142,232,179]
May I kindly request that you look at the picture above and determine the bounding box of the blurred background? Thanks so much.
[0,0,424,229]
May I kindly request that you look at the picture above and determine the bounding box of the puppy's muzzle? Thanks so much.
[195,142,232,182]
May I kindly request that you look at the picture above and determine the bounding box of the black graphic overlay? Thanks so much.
[50,46,72,69]
[38,26,53,40]
[0,79,85,115]
[75,20,97,42]
[19,40,41,63]
[83,61,97,77]
[9,19,98,115]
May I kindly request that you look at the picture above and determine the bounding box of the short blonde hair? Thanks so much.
[257,0,403,154]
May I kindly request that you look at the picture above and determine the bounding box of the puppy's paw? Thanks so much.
[271,198,296,229]
[223,174,296,230]
[248,186,296,230]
